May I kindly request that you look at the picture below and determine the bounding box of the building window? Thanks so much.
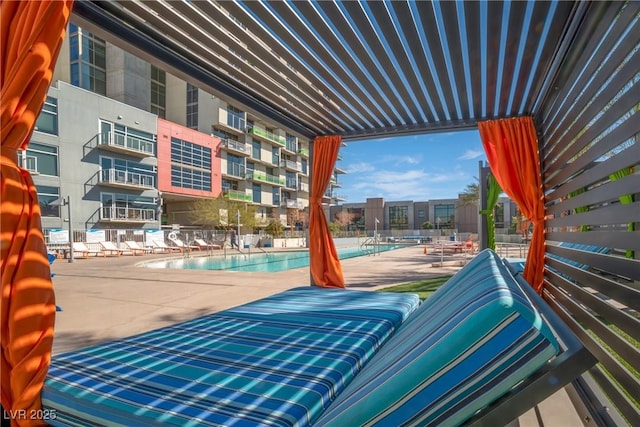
[434,204,455,229]
[285,133,297,152]
[170,137,212,191]
[171,166,212,191]
[186,83,198,129]
[301,158,308,174]
[285,171,297,189]
[150,65,166,118]
[227,105,245,131]
[253,183,262,204]
[36,185,60,217]
[69,24,106,95]
[252,140,261,160]
[222,179,238,191]
[34,96,58,135]
[417,209,425,218]
[272,187,280,206]
[389,206,409,230]
[226,154,245,177]
[22,142,59,176]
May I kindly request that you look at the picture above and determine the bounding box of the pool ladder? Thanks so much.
[360,237,380,256]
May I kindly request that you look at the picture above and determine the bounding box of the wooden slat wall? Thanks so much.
[537,1,640,425]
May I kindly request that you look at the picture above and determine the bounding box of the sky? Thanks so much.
[337,129,487,203]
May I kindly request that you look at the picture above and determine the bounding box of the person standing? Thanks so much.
[230,229,238,249]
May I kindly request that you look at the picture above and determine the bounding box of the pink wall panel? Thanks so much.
[157,118,221,197]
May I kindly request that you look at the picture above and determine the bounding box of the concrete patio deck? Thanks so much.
[48,245,581,427]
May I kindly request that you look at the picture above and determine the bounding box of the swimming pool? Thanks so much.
[142,244,404,272]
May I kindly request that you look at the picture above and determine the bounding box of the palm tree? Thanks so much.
[459,180,479,205]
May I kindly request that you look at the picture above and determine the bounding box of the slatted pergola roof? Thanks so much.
[71,0,588,140]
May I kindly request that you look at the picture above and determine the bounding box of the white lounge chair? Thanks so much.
[124,240,153,255]
[99,241,124,257]
[72,242,105,258]
[169,237,199,251]
[195,239,221,250]
[152,240,182,253]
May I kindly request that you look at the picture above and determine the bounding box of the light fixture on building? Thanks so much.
[117,115,123,120]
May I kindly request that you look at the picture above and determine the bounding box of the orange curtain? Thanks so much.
[1,0,73,423]
[309,135,345,288]
[477,117,546,293]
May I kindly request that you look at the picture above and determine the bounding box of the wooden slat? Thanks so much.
[546,173,640,215]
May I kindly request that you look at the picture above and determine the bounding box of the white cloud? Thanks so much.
[457,149,483,160]
[344,167,470,201]
[381,154,422,165]
[345,161,375,173]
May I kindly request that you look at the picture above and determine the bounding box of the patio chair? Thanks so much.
[72,242,104,258]
[99,241,124,257]
[152,240,182,253]
[194,238,221,250]
[168,237,199,251]
[123,240,153,255]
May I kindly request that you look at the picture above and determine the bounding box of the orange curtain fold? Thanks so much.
[309,135,345,288]
[1,1,73,423]
[477,117,546,293]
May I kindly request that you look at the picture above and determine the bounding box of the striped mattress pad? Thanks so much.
[42,287,420,426]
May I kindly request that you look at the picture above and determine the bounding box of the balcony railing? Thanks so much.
[245,170,285,185]
[224,189,252,202]
[101,206,156,222]
[99,169,155,189]
[280,159,300,171]
[297,182,309,192]
[281,198,305,209]
[221,138,248,154]
[298,148,309,157]
[247,127,285,146]
[99,131,155,156]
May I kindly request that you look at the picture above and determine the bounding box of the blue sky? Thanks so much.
[337,130,486,203]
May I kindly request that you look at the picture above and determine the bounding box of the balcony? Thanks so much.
[219,110,246,134]
[98,131,155,157]
[100,206,156,222]
[280,159,301,171]
[334,165,347,174]
[298,148,309,157]
[99,169,155,189]
[247,127,285,146]
[281,198,305,209]
[245,170,285,186]
[223,189,252,202]
[297,182,309,193]
[221,138,249,155]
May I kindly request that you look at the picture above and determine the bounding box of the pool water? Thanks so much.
[142,244,404,272]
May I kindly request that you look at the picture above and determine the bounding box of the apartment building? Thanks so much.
[328,196,516,234]
[26,81,161,233]
[35,23,342,232]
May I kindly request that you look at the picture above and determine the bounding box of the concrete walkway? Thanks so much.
[47,245,580,427]
[50,245,464,354]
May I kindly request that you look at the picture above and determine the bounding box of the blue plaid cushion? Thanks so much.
[42,287,419,427]
[316,249,559,426]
